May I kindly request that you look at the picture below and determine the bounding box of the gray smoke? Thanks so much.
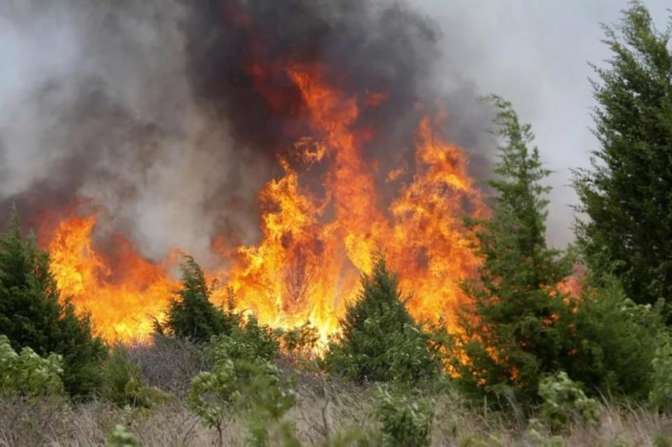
[0,0,494,264]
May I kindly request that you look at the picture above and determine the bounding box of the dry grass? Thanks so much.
[2,344,670,446]
[2,384,672,446]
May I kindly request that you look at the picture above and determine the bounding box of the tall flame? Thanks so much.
[45,66,484,344]
[48,216,176,341]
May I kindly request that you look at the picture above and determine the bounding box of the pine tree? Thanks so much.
[0,211,107,397]
[324,257,439,383]
[162,256,236,343]
[575,3,672,309]
[454,97,574,404]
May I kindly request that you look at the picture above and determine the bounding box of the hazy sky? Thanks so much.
[417,0,670,246]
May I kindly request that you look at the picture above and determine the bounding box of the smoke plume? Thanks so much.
[0,0,492,264]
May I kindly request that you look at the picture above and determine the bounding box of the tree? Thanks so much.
[574,3,672,309]
[454,97,575,405]
[0,212,107,397]
[161,256,237,343]
[324,257,440,384]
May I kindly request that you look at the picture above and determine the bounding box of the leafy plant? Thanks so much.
[649,334,672,412]
[107,424,140,447]
[101,345,166,408]
[375,387,434,447]
[189,333,293,447]
[0,334,63,397]
[0,212,107,397]
[324,257,440,384]
[568,276,665,399]
[538,372,600,432]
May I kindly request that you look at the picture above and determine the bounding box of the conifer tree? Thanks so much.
[575,3,672,308]
[324,257,439,383]
[455,97,574,404]
[0,211,107,396]
[163,256,236,343]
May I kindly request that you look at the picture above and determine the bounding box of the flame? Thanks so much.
[44,66,484,345]
[48,216,176,342]
[217,66,483,342]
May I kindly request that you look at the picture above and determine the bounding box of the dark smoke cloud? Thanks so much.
[0,0,493,263]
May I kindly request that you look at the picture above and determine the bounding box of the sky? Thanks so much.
[416,0,670,246]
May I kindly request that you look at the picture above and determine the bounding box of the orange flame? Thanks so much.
[48,216,177,342]
[44,66,484,344]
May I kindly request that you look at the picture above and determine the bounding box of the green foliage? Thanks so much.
[324,257,440,384]
[0,212,107,397]
[101,346,166,408]
[189,333,294,447]
[574,2,672,309]
[538,372,601,432]
[106,424,140,447]
[567,277,665,399]
[0,334,63,397]
[649,334,672,412]
[207,316,280,365]
[454,97,575,405]
[281,322,319,357]
[162,256,239,343]
[375,387,434,447]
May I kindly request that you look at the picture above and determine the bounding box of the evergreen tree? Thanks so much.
[162,256,236,343]
[575,3,672,308]
[454,97,574,405]
[0,212,107,397]
[324,257,439,383]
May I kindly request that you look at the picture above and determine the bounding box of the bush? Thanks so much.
[0,334,63,397]
[107,425,140,447]
[0,213,107,397]
[281,322,320,357]
[375,387,434,447]
[324,258,440,384]
[538,372,600,432]
[567,277,666,400]
[189,334,295,447]
[160,256,239,344]
[649,335,672,412]
[101,346,166,408]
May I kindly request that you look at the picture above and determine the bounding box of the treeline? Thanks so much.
[2,3,672,446]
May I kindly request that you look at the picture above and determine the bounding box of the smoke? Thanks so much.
[0,0,493,263]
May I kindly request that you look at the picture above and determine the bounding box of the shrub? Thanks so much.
[101,345,166,408]
[189,334,294,447]
[567,276,665,400]
[324,257,440,384]
[0,212,107,397]
[649,334,672,412]
[0,334,63,397]
[281,321,320,357]
[107,425,140,447]
[538,372,600,432]
[375,387,434,447]
[160,256,239,343]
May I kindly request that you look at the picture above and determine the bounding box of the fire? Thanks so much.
[218,66,483,341]
[47,216,176,342]
[43,66,484,345]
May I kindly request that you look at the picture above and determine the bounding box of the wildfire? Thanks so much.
[47,216,176,342]
[43,66,484,344]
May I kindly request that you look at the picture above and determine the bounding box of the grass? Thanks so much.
[3,340,672,446]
